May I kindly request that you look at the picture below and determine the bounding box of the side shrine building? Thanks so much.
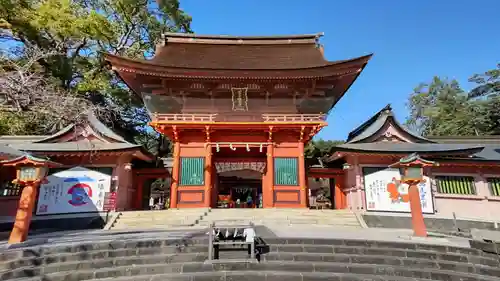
[105,33,372,209]
[325,104,500,220]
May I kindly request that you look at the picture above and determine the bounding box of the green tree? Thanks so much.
[469,64,500,134]
[0,0,191,152]
[305,139,344,159]
[405,66,499,136]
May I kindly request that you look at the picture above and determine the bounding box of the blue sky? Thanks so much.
[180,0,500,140]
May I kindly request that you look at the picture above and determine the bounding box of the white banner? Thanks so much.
[36,166,111,215]
[363,167,434,214]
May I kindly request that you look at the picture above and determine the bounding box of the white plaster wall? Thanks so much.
[357,165,500,221]
[344,156,364,210]
[433,198,500,221]
[431,173,500,221]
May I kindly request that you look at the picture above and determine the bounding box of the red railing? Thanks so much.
[262,114,326,122]
[152,113,217,122]
[152,113,325,123]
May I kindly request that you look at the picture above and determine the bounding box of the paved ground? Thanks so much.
[0,228,207,250]
[0,223,473,251]
[265,224,472,247]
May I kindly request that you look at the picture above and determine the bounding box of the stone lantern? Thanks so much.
[389,153,437,237]
[0,154,61,244]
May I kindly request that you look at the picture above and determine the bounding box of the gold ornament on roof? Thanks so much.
[231,87,249,111]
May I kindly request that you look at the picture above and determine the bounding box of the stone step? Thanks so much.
[119,211,207,217]
[111,225,194,230]
[199,215,359,219]
[114,219,199,224]
[2,237,489,262]
[263,238,487,255]
[4,260,499,281]
[4,271,436,281]
[0,246,210,268]
[196,220,361,227]
[261,252,500,271]
[267,243,491,258]
[3,242,498,279]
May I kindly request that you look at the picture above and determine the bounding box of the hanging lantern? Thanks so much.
[246,144,250,152]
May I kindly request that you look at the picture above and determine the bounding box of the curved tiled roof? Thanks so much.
[0,144,25,159]
[346,104,434,144]
[150,33,330,70]
[105,32,373,80]
[334,142,484,155]
[105,53,372,80]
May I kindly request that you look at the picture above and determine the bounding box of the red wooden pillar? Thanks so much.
[409,183,427,237]
[9,184,38,244]
[298,142,307,208]
[170,142,180,208]
[264,144,274,208]
[136,177,143,210]
[334,175,347,209]
[204,144,212,207]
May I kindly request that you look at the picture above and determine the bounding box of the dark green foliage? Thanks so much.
[405,65,500,136]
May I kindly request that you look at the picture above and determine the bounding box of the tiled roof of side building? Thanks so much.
[346,104,434,144]
[427,136,500,161]
[334,142,485,155]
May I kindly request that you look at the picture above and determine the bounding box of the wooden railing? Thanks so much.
[262,114,326,122]
[152,113,326,123]
[152,113,217,122]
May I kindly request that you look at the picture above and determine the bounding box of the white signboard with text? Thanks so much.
[363,167,434,214]
[37,167,111,215]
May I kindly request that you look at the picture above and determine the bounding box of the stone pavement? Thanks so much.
[0,228,207,251]
[265,224,472,248]
[0,223,473,251]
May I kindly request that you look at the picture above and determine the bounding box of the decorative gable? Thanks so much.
[33,112,127,145]
[346,104,434,144]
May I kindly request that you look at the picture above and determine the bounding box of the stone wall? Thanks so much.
[363,214,499,234]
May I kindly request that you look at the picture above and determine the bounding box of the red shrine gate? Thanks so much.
[105,32,371,208]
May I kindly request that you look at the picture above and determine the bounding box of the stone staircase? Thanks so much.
[1,235,499,281]
[196,208,364,228]
[109,209,208,230]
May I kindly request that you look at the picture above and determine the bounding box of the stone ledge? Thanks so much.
[18,261,498,281]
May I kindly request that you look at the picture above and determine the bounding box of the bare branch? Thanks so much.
[0,46,116,134]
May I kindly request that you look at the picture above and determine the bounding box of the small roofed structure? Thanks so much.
[0,112,158,214]
[0,112,154,162]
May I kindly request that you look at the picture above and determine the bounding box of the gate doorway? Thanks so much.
[216,169,263,208]
[134,168,170,210]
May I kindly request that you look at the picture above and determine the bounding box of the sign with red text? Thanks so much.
[103,192,117,211]
[363,167,434,214]
[37,167,111,215]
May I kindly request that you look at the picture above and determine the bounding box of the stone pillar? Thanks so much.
[204,144,212,208]
[8,183,38,244]
[170,142,180,208]
[264,144,274,208]
[298,142,307,208]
